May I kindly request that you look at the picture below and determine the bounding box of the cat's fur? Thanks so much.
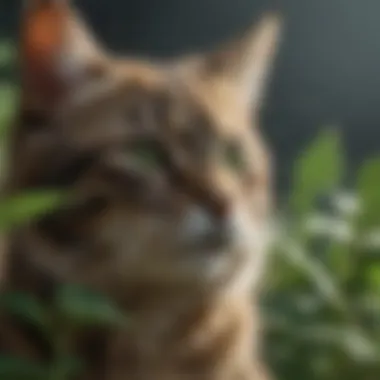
[1,1,282,379]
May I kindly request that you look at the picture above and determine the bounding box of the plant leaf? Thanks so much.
[0,41,16,67]
[290,129,344,215]
[279,236,346,310]
[50,356,84,379]
[0,191,65,230]
[0,84,18,137]
[0,292,47,328]
[0,356,49,380]
[357,157,380,228]
[56,285,128,328]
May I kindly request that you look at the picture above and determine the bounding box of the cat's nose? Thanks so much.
[179,205,233,251]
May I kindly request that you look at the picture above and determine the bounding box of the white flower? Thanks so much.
[332,191,362,217]
[305,213,354,242]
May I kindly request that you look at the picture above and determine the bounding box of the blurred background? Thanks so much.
[0,1,379,380]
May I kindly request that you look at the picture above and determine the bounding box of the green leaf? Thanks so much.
[0,84,18,136]
[290,129,344,215]
[0,41,16,67]
[357,157,380,227]
[0,191,65,230]
[327,241,353,284]
[0,292,47,328]
[288,325,379,362]
[279,236,346,310]
[367,265,380,289]
[0,356,49,380]
[56,285,128,328]
[50,356,84,380]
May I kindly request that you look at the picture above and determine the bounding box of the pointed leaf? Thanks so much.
[56,285,128,328]
[0,191,64,230]
[290,129,344,214]
[0,292,47,328]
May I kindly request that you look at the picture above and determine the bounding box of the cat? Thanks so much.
[1,1,282,379]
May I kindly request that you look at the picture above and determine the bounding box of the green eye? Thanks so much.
[133,147,160,168]
[126,141,163,170]
[224,142,245,170]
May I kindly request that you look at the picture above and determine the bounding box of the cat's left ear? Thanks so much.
[196,13,282,110]
[20,0,108,112]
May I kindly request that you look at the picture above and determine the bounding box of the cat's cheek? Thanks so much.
[228,207,271,287]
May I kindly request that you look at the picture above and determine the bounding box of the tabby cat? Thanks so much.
[1,1,282,379]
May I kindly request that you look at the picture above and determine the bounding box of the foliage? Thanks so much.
[0,288,125,380]
[263,131,380,380]
[0,191,65,230]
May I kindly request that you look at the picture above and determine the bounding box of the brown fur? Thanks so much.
[1,1,282,379]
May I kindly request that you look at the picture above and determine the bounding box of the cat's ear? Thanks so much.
[196,13,282,110]
[20,0,107,111]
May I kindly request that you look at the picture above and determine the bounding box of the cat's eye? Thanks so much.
[130,147,161,169]
[126,141,165,170]
[223,141,245,171]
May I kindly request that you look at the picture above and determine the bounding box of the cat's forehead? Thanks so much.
[111,61,247,139]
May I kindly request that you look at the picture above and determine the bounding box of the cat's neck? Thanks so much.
[105,282,269,380]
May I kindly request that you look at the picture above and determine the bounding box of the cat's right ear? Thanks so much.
[20,0,108,113]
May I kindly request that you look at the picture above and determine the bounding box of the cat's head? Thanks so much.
[13,0,282,293]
